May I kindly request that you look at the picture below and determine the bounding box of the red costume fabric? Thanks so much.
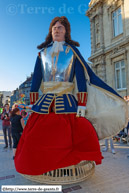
[14,112,103,175]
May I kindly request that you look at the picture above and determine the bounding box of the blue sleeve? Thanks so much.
[30,56,43,92]
[74,57,87,92]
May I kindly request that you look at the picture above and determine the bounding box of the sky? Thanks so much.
[0,0,91,92]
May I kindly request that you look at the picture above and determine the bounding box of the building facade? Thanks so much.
[86,0,129,97]
[11,75,33,106]
[0,91,11,106]
[10,73,44,106]
[10,89,19,107]
[19,76,32,105]
[0,93,3,107]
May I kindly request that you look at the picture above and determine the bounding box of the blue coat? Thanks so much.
[30,42,121,114]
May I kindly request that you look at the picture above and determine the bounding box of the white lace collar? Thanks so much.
[50,41,65,56]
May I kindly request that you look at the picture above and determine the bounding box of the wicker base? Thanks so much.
[22,161,95,185]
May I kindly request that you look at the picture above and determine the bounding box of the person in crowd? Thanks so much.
[102,138,116,154]
[127,121,129,135]
[10,108,25,159]
[21,110,28,125]
[1,104,12,148]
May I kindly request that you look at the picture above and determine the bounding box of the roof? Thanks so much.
[89,0,101,7]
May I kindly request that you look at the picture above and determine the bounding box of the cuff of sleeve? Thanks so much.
[30,92,39,105]
[77,92,88,106]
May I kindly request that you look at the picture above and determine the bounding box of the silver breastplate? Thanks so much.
[41,44,74,82]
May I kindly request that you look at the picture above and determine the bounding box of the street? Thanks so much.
[0,119,129,193]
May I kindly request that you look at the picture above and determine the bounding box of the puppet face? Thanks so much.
[52,21,66,42]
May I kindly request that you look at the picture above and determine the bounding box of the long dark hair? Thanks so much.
[37,16,80,49]
[11,108,20,117]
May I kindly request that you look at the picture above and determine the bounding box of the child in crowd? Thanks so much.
[21,110,28,125]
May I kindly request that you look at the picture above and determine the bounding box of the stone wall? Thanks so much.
[86,0,129,97]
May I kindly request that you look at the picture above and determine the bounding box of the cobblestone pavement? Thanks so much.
[0,119,129,193]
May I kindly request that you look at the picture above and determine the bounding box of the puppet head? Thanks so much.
[37,16,80,49]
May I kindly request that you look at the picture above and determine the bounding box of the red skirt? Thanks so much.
[14,112,103,175]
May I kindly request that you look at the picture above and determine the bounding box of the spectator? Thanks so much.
[1,104,12,148]
[102,138,116,154]
[10,108,25,159]
[127,121,129,134]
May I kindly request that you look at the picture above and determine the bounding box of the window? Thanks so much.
[112,8,123,37]
[115,60,126,90]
